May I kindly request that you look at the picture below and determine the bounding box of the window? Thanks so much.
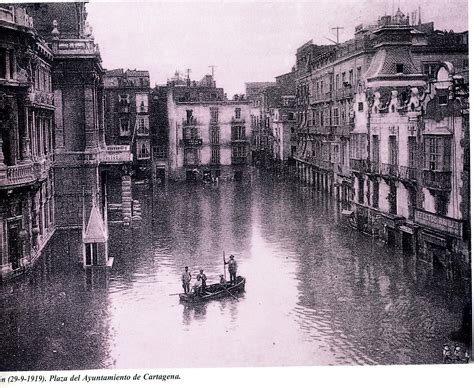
[210,127,220,144]
[423,63,439,80]
[408,137,417,167]
[438,94,448,105]
[388,136,398,165]
[0,48,6,79]
[349,69,354,86]
[186,110,193,124]
[372,135,380,165]
[119,94,130,104]
[137,140,150,159]
[235,108,241,119]
[396,63,404,73]
[232,126,245,140]
[335,74,340,90]
[137,117,149,135]
[333,108,340,126]
[358,102,364,111]
[210,107,219,122]
[135,93,148,112]
[372,181,379,208]
[424,136,451,170]
[356,67,362,83]
[435,193,449,216]
[85,243,99,266]
[232,145,246,157]
[389,185,397,214]
[119,118,130,136]
[211,146,220,164]
[358,176,364,203]
[288,112,295,121]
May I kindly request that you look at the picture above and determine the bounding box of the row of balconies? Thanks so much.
[182,117,246,127]
[183,156,248,167]
[349,159,452,190]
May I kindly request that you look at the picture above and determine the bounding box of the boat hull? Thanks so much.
[179,276,245,303]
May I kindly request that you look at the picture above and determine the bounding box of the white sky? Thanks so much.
[86,0,469,95]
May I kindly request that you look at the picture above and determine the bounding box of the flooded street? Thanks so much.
[0,171,468,370]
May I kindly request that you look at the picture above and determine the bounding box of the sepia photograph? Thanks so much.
[0,0,471,383]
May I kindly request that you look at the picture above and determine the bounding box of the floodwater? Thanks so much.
[0,170,469,370]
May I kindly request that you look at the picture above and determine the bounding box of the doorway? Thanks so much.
[7,221,22,270]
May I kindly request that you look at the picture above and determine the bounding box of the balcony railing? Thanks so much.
[179,138,203,147]
[366,161,380,174]
[423,170,451,190]
[0,156,56,187]
[231,117,245,124]
[414,208,463,238]
[100,145,132,164]
[52,38,100,57]
[350,159,366,172]
[399,165,417,181]
[231,156,248,165]
[381,163,399,178]
[5,163,35,186]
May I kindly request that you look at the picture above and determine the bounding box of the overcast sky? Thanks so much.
[87,0,469,95]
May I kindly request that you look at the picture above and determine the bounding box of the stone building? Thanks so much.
[150,85,169,185]
[292,9,469,278]
[1,6,55,279]
[104,68,151,178]
[247,73,297,171]
[167,74,251,181]
[0,2,133,279]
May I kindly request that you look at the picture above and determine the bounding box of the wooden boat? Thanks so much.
[179,276,246,303]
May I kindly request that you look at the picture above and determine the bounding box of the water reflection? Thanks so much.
[0,172,469,370]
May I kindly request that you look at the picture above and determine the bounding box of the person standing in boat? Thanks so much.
[224,255,238,284]
[197,269,207,295]
[181,266,192,294]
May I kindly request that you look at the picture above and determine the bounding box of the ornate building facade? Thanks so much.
[1,2,133,279]
[167,74,251,181]
[292,10,469,278]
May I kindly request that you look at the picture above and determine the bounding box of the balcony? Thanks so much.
[179,138,203,147]
[27,90,54,108]
[381,163,399,178]
[100,145,132,164]
[0,158,53,188]
[231,156,248,165]
[182,117,198,126]
[334,124,352,137]
[231,117,245,124]
[399,166,417,182]
[414,209,464,238]
[334,86,354,100]
[51,38,101,58]
[350,159,366,172]
[3,163,35,186]
[366,161,380,175]
[423,170,451,190]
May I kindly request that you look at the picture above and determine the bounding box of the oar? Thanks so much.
[222,285,239,301]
